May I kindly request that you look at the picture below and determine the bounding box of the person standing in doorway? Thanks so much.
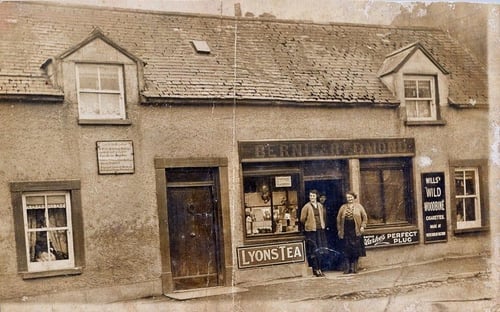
[300,189,327,277]
[337,191,368,274]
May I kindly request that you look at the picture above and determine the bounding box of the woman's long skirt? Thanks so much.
[342,219,365,260]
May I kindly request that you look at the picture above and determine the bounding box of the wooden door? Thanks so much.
[166,168,220,290]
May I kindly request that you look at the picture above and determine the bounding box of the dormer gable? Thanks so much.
[378,42,449,79]
[41,28,145,125]
[58,27,144,65]
[377,42,451,126]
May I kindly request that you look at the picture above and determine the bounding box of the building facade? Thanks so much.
[0,2,490,302]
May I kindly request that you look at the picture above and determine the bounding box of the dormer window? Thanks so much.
[76,64,125,120]
[404,76,436,121]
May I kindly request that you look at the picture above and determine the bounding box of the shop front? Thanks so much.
[237,137,417,275]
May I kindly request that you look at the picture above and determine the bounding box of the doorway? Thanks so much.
[165,167,222,290]
[305,179,345,271]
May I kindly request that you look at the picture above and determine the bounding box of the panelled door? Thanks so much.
[166,167,221,290]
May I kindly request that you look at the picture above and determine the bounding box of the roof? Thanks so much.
[0,1,488,106]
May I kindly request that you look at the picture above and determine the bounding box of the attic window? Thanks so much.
[191,40,210,54]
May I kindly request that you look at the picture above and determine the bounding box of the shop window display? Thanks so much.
[243,175,299,237]
[360,158,413,226]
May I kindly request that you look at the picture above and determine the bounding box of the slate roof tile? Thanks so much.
[0,1,488,106]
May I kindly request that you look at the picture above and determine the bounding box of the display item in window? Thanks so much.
[337,191,368,274]
[300,189,327,277]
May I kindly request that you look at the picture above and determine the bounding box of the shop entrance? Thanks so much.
[166,167,222,290]
[305,179,345,271]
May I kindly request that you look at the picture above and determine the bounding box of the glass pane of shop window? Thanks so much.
[361,170,384,224]
[383,169,406,223]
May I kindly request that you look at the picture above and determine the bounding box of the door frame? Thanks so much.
[155,157,233,293]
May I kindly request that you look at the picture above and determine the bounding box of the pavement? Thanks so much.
[1,255,497,312]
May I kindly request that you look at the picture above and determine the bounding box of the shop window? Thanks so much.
[360,158,413,226]
[243,174,300,237]
[454,168,482,229]
[404,76,437,122]
[76,63,125,120]
[10,181,84,278]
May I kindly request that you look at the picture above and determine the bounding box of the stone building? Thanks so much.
[0,1,490,302]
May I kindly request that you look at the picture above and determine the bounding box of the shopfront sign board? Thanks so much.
[364,229,419,248]
[422,172,447,243]
[237,241,305,268]
[239,138,415,162]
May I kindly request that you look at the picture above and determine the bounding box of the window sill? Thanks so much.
[78,119,132,126]
[454,226,489,235]
[404,120,446,126]
[21,267,83,280]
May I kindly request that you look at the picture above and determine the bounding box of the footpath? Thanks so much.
[1,255,497,312]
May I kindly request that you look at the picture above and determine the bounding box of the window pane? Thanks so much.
[360,170,383,224]
[100,66,120,90]
[383,169,406,223]
[456,199,465,221]
[78,65,99,89]
[464,198,477,221]
[416,101,432,117]
[406,100,417,118]
[79,93,100,115]
[418,80,431,98]
[48,208,67,227]
[50,230,69,260]
[455,172,465,195]
[464,171,476,195]
[404,80,417,97]
[100,94,121,116]
[33,231,55,262]
[27,208,46,228]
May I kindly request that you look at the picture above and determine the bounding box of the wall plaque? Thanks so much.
[422,172,447,243]
[96,140,135,174]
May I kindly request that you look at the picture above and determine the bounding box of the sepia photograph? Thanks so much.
[0,0,498,311]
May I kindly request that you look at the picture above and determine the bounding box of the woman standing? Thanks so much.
[300,189,327,277]
[337,191,367,274]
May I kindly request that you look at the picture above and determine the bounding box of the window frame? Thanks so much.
[22,191,75,272]
[76,63,126,121]
[403,75,439,122]
[10,180,85,279]
[449,160,489,234]
[359,158,415,228]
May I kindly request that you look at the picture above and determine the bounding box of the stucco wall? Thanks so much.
[0,96,490,300]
